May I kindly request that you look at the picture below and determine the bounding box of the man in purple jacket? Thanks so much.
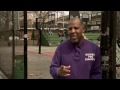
[50,17,102,79]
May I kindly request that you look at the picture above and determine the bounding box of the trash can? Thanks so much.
[13,55,24,79]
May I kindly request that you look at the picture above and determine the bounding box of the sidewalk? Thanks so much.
[22,46,54,79]
[27,46,57,79]
[17,46,57,57]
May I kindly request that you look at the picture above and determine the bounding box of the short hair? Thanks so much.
[68,17,85,30]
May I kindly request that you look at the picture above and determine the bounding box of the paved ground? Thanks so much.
[0,46,57,79]
[17,46,57,79]
[0,71,8,79]
[27,53,53,79]
[28,46,57,57]
[17,46,57,57]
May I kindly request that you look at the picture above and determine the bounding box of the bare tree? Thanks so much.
[0,11,12,40]
[0,11,12,31]
[33,11,49,31]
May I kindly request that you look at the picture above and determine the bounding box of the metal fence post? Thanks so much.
[109,11,117,79]
[12,11,15,79]
[24,11,27,79]
[100,11,110,79]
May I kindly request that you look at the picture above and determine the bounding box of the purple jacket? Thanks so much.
[50,39,102,79]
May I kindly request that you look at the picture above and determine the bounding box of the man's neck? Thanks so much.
[73,36,84,45]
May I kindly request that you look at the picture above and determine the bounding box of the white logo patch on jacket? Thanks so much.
[85,53,95,61]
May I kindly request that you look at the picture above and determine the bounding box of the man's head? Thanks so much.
[68,17,85,44]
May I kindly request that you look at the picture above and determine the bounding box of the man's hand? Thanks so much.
[57,65,71,77]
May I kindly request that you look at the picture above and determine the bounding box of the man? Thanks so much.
[50,17,102,79]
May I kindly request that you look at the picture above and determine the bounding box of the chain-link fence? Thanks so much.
[116,11,120,79]
[0,11,24,79]
[0,11,13,78]
[100,11,120,79]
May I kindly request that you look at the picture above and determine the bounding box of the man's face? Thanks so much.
[68,19,84,43]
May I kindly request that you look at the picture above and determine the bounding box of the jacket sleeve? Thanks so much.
[50,45,62,79]
[90,47,102,79]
